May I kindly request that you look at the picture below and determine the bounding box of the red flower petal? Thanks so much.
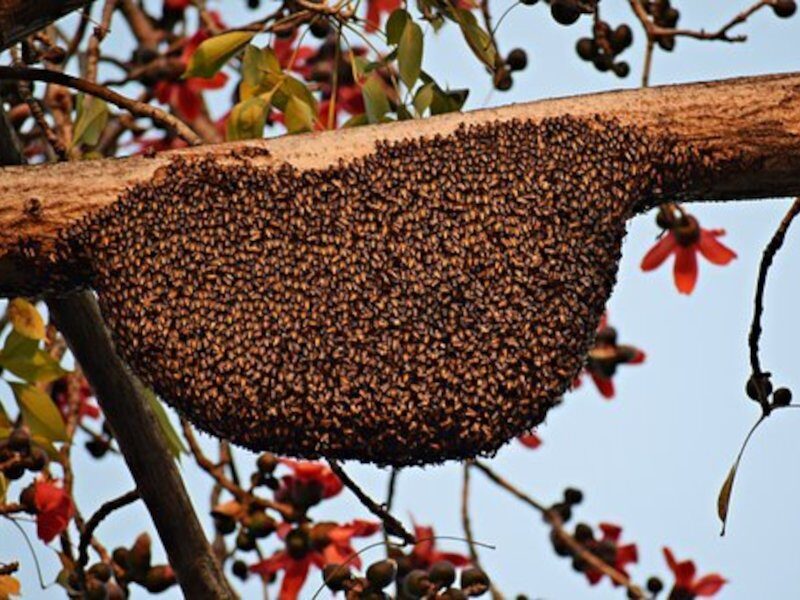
[698,229,737,266]
[616,543,638,567]
[34,481,74,543]
[590,371,615,399]
[641,232,677,271]
[518,433,542,449]
[693,574,727,597]
[673,245,698,294]
[598,522,622,543]
[278,556,310,600]
[663,548,697,589]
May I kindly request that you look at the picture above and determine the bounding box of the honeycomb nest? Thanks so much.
[49,116,709,466]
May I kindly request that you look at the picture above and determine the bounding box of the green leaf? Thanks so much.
[32,435,61,461]
[430,86,469,115]
[342,113,370,128]
[413,82,435,114]
[227,97,269,141]
[143,389,187,459]
[0,349,68,384]
[1,330,38,361]
[72,95,109,148]
[717,464,737,536]
[284,95,316,134]
[386,9,410,45]
[10,383,67,442]
[453,8,497,69]
[7,299,45,340]
[273,75,318,114]
[184,30,255,79]
[241,45,282,99]
[361,74,390,124]
[398,20,424,89]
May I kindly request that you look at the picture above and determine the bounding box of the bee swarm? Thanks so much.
[41,116,711,465]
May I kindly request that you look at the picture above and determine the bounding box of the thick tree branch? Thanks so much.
[0,0,91,50]
[46,292,237,600]
[1,72,800,293]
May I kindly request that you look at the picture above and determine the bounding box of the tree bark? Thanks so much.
[47,293,238,600]
[1,106,236,599]
[1,71,800,292]
[0,0,92,50]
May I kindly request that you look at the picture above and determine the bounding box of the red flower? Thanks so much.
[34,479,74,543]
[279,459,343,499]
[154,26,228,120]
[365,0,402,32]
[584,523,638,586]
[250,520,379,599]
[411,523,470,569]
[663,547,726,597]
[51,375,100,423]
[164,0,191,10]
[575,314,645,399]
[518,432,542,449]
[641,213,736,295]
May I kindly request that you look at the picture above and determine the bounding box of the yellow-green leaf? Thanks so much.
[72,95,109,148]
[717,464,737,536]
[184,30,255,79]
[413,82,435,114]
[398,20,423,88]
[227,97,269,141]
[362,74,390,124]
[7,298,45,340]
[0,473,7,504]
[453,9,497,68]
[10,383,67,442]
[0,348,68,384]
[386,9,410,45]
[144,389,187,459]
[284,95,316,134]
[241,45,281,97]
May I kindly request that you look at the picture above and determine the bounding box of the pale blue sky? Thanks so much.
[2,2,799,598]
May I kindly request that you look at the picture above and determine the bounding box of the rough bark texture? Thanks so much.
[1,105,235,598]
[0,0,91,50]
[1,72,799,293]
[47,292,237,600]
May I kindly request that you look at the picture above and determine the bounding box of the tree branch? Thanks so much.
[46,292,237,600]
[0,0,91,50]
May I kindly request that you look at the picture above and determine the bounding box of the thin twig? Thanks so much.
[472,460,646,599]
[0,66,201,145]
[0,562,19,576]
[85,0,117,84]
[461,463,504,600]
[328,461,416,545]
[78,489,140,568]
[749,198,800,376]
[180,419,295,520]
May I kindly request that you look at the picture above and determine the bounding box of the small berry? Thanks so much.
[232,559,249,581]
[310,19,331,38]
[550,529,572,556]
[85,438,110,459]
[574,523,594,543]
[256,452,278,474]
[214,515,236,535]
[88,562,113,583]
[576,38,596,60]
[610,24,633,51]
[460,567,490,595]
[647,576,664,594]
[593,53,613,72]
[494,69,513,91]
[774,0,797,17]
[519,0,539,5]
[773,387,793,406]
[285,528,309,559]
[663,7,680,27]
[564,487,584,505]
[657,35,675,51]
[235,530,256,552]
[613,61,630,78]
[322,564,351,591]
[550,0,581,25]
[8,428,30,453]
[366,559,397,589]
[441,590,468,600]
[506,48,528,71]
[746,375,772,401]
[429,560,456,587]
[403,569,431,597]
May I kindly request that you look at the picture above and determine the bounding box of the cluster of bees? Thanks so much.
[44,115,710,465]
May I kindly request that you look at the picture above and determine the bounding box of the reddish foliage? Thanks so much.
[641,214,736,295]
[34,479,74,543]
[663,547,726,597]
[584,523,638,586]
[51,375,100,423]
[410,523,470,569]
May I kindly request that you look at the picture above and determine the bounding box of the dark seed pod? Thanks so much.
[647,576,664,594]
[610,24,633,52]
[613,61,630,78]
[236,530,257,552]
[593,53,613,72]
[563,487,583,505]
[574,522,594,543]
[322,564,351,591]
[460,567,490,595]
[774,0,797,17]
[550,0,581,25]
[773,387,792,406]
[657,35,676,51]
[506,48,528,71]
[576,38,596,60]
[232,559,249,581]
[404,569,431,597]
[429,561,456,587]
[366,559,397,588]
[8,427,30,453]
[88,562,113,583]
[494,69,513,91]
